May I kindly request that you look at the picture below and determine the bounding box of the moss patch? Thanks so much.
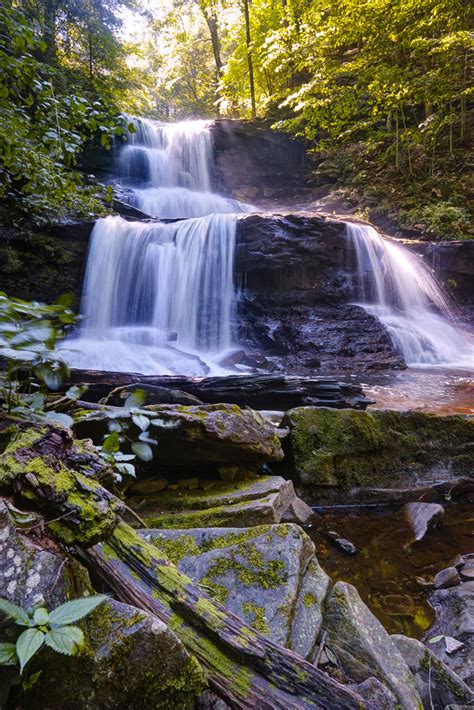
[285,407,474,488]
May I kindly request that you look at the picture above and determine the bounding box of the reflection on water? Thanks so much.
[310,505,474,638]
[343,367,473,415]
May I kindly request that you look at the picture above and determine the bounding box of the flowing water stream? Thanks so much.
[60,118,473,377]
[347,222,473,368]
[62,118,251,375]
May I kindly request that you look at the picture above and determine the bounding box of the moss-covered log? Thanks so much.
[0,424,372,709]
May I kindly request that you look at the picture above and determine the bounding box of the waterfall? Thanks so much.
[60,118,249,375]
[346,222,474,366]
[119,117,251,219]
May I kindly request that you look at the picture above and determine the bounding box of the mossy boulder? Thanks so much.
[141,523,331,660]
[128,475,297,528]
[78,403,286,467]
[392,634,472,707]
[282,407,474,502]
[26,599,206,710]
[0,499,205,709]
[323,581,422,709]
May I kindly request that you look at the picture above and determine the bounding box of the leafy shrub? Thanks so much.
[409,203,471,240]
[0,596,105,701]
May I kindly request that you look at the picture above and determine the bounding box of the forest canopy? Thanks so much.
[1,0,472,235]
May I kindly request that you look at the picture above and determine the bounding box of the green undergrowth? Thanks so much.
[312,143,473,241]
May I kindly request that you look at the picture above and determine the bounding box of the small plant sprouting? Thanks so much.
[0,595,106,684]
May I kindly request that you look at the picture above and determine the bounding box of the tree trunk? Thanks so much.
[242,0,257,120]
[42,0,57,60]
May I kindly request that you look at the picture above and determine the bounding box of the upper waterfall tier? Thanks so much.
[118,117,252,219]
[346,222,474,367]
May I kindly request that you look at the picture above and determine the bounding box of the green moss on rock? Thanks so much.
[284,407,474,489]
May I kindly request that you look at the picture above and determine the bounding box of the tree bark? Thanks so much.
[242,0,257,120]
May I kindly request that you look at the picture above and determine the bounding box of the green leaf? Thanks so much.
[45,626,84,656]
[131,442,153,462]
[33,608,49,626]
[65,385,87,401]
[16,628,45,673]
[22,669,42,691]
[0,642,17,666]
[35,361,69,390]
[102,431,120,454]
[124,389,146,409]
[0,599,31,626]
[44,411,74,428]
[115,462,136,478]
[132,414,150,431]
[428,635,445,644]
[5,502,40,529]
[138,431,158,444]
[49,596,106,627]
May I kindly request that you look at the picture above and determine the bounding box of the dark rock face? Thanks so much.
[234,213,405,373]
[0,208,413,373]
[210,120,307,201]
[0,222,93,305]
[411,239,474,305]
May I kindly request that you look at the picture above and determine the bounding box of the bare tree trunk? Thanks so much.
[42,0,57,60]
[242,0,257,120]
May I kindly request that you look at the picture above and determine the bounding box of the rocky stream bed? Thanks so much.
[0,390,472,709]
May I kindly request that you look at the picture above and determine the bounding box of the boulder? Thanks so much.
[281,497,316,525]
[282,407,474,503]
[323,581,422,709]
[78,403,285,467]
[0,498,205,709]
[128,475,297,528]
[402,501,445,543]
[350,677,397,709]
[426,581,474,685]
[434,566,461,589]
[392,634,472,708]
[141,523,331,660]
[0,499,90,611]
[25,599,205,710]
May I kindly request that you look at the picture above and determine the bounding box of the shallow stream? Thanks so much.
[344,367,473,415]
[311,504,473,639]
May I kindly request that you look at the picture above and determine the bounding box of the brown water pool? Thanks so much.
[342,367,474,415]
[309,504,474,638]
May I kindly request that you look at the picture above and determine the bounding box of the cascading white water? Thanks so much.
[346,222,474,366]
[119,117,251,219]
[60,118,250,375]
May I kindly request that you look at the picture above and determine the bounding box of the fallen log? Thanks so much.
[67,370,373,410]
[0,423,373,709]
